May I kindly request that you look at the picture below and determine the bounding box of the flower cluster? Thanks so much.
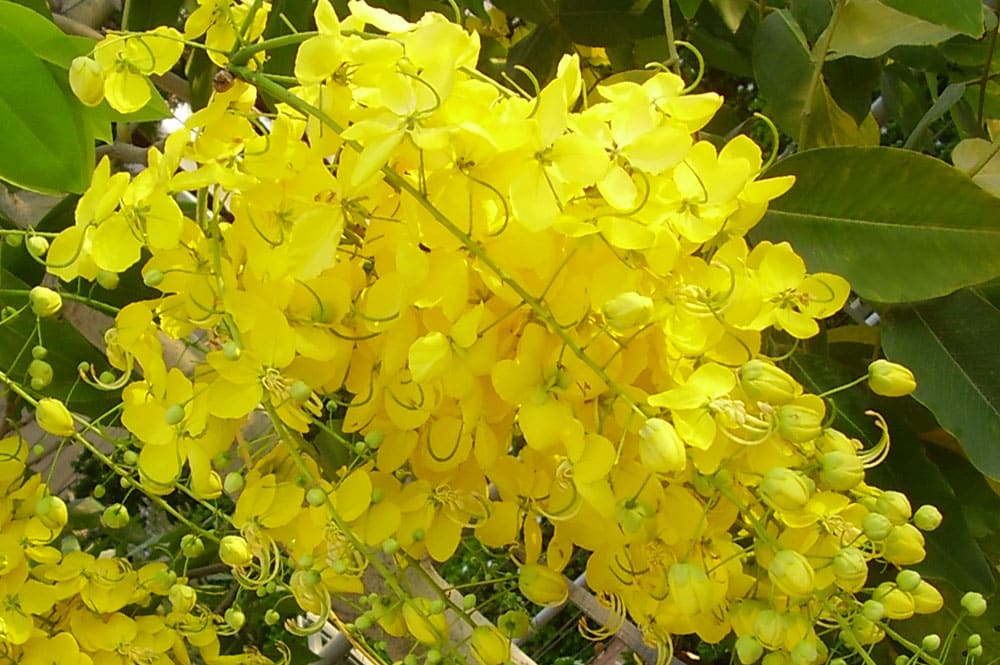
[35,1,962,663]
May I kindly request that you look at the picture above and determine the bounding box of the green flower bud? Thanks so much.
[861,599,884,622]
[68,56,105,106]
[775,400,824,443]
[29,377,46,391]
[849,615,883,645]
[4,232,22,247]
[790,640,819,665]
[289,380,312,402]
[968,634,983,649]
[896,569,921,592]
[873,582,915,619]
[25,236,49,258]
[818,450,865,491]
[753,609,786,651]
[638,417,686,473]
[92,484,106,499]
[306,487,326,506]
[884,524,925,565]
[462,594,476,610]
[735,635,764,664]
[862,513,893,541]
[961,591,988,617]
[911,581,943,614]
[381,538,400,555]
[101,503,129,529]
[768,550,815,598]
[354,613,373,631]
[164,404,185,426]
[759,467,812,512]
[29,286,62,318]
[601,291,654,330]
[365,430,385,448]
[518,563,568,606]
[181,534,205,558]
[31,345,47,360]
[265,609,280,625]
[224,607,246,631]
[922,634,941,652]
[868,359,916,397]
[168,583,197,614]
[223,472,244,495]
[28,359,53,387]
[143,268,165,287]
[219,535,253,567]
[222,341,241,360]
[96,270,119,290]
[497,610,531,639]
[122,450,138,465]
[875,490,912,525]
[36,398,75,437]
[740,359,801,405]
[913,504,942,531]
[832,547,868,592]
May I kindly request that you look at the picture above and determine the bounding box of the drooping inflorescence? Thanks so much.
[2,1,972,663]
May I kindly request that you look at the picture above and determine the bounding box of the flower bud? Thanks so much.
[768,550,815,598]
[219,535,253,567]
[883,524,925,565]
[913,504,942,531]
[922,634,941,652]
[96,270,119,290]
[638,418,686,473]
[101,503,129,529]
[968,634,983,649]
[775,400,824,443]
[225,607,246,631]
[601,292,654,330]
[668,563,717,615]
[790,640,819,665]
[36,398,75,437]
[862,513,893,541]
[875,490,912,525]
[740,359,801,405]
[849,615,883,645]
[735,635,763,664]
[753,609,786,650]
[469,625,510,665]
[401,598,447,644]
[28,359,53,385]
[181,534,205,558]
[759,467,812,512]
[29,286,62,318]
[168,583,197,614]
[860,600,884,621]
[35,495,68,530]
[832,547,868,592]
[69,56,105,106]
[26,236,49,258]
[519,563,568,606]
[895,569,921,592]
[873,582,915,619]
[911,581,943,614]
[961,591,988,617]
[867,360,916,397]
[818,451,865,491]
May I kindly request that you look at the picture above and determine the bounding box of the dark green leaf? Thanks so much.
[823,56,881,125]
[707,0,748,32]
[789,0,831,42]
[827,0,958,60]
[559,0,665,46]
[122,0,185,30]
[883,289,1000,481]
[490,0,558,25]
[263,0,318,77]
[903,81,966,150]
[676,0,703,21]
[752,10,812,138]
[757,147,1000,302]
[504,20,573,91]
[880,0,984,38]
[688,25,753,76]
[0,27,90,194]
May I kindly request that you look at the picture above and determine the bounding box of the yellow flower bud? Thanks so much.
[219,535,253,567]
[735,635,763,664]
[740,359,801,405]
[913,504,942,531]
[775,400,824,443]
[759,467,812,512]
[867,360,916,397]
[832,547,868,592]
[862,513,893,541]
[638,417,686,473]
[668,563,717,615]
[911,581,944,614]
[29,286,62,318]
[470,625,510,665]
[768,550,815,598]
[818,451,865,491]
[875,490,912,525]
[753,609,787,650]
[883,524,925,565]
[518,563,568,606]
[873,582,915,619]
[849,615,883,645]
[69,56,105,106]
[601,291,654,330]
[168,583,198,614]
[34,495,68,530]
[36,398,75,437]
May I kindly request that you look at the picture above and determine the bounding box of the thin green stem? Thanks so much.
[979,9,1000,129]
[661,0,681,73]
[229,32,317,67]
[0,289,119,316]
[799,0,845,146]
[816,374,867,398]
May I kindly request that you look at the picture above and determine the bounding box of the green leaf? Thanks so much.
[0,27,91,194]
[0,272,118,417]
[558,0,665,46]
[879,0,984,38]
[799,76,880,148]
[903,82,966,150]
[10,0,49,18]
[827,0,958,60]
[676,0,703,21]
[122,0,185,30]
[789,0,832,42]
[504,20,574,91]
[756,147,1000,302]
[490,0,557,25]
[262,0,319,77]
[823,56,881,124]
[707,0,748,32]
[0,1,90,69]
[752,10,812,138]
[883,289,1000,482]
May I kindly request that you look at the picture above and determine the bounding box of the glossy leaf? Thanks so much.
[827,0,958,60]
[676,0,703,21]
[880,0,984,38]
[752,10,812,138]
[0,27,91,193]
[883,289,1000,481]
[757,147,1000,302]
[122,0,185,30]
[0,1,90,69]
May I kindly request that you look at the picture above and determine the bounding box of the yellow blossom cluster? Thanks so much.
[45,1,948,663]
[0,434,262,664]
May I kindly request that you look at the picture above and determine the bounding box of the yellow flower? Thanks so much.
[92,27,184,113]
